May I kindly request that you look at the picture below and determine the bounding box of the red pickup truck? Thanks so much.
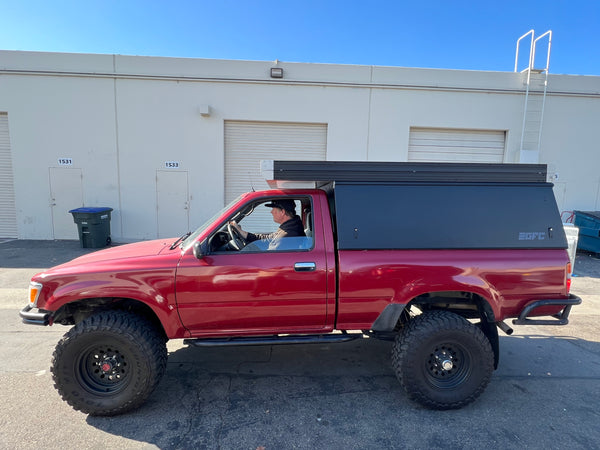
[20,161,580,415]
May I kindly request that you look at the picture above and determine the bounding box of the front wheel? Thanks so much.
[51,310,167,416]
[391,310,494,410]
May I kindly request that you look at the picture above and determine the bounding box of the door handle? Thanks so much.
[294,262,316,272]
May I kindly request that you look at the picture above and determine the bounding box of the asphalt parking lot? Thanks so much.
[1,239,599,450]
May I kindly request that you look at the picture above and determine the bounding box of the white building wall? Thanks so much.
[0,74,119,239]
[0,50,599,241]
[539,92,600,212]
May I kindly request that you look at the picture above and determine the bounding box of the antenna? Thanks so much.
[249,171,256,192]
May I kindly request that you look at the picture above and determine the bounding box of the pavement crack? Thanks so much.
[214,375,233,450]
[176,374,219,448]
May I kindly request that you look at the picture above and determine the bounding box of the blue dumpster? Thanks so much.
[69,207,113,248]
[573,210,600,254]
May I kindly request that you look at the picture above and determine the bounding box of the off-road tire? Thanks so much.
[51,310,167,416]
[391,310,494,410]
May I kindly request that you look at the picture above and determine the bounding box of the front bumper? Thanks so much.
[20,304,52,326]
[512,294,582,326]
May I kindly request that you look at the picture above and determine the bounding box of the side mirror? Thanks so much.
[193,241,206,260]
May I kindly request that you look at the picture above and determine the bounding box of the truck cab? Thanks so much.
[176,190,337,337]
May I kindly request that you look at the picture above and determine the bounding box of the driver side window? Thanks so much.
[209,198,313,253]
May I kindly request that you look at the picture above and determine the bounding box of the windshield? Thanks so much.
[181,196,241,249]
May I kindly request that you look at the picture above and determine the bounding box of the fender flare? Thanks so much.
[372,304,406,332]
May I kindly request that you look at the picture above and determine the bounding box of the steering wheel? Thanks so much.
[227,223,248,250]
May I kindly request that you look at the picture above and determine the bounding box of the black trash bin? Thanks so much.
[69,207,113,248]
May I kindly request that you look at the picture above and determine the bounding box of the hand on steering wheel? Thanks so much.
[227,222,248,250]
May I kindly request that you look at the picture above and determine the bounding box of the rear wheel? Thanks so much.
[391,310,493,409]
[51,310,167,416]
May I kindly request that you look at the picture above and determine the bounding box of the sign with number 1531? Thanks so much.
[58,158,73,166]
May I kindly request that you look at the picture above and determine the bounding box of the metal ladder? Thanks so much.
[515,30,552,163]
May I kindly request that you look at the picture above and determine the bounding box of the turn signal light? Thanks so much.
[29,282,42,306]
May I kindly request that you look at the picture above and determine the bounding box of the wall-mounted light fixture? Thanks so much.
[270,67,284,78]
[198,104,211,117]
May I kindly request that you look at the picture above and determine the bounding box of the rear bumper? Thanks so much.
[512,294,582,326]
[20,304,52,326]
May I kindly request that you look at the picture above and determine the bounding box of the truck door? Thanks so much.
[175,195,333,336]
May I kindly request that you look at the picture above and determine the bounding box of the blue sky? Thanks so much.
[1,0,599,75]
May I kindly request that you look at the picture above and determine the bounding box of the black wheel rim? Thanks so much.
[76,343,131,395]
[423,342,472,389]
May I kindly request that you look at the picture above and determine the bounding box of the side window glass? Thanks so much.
[240,203,281,236]
[210,198,314,253]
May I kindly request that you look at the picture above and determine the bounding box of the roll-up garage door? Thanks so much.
[408,128,506,163]
[0,113,17,238]
[224,121,327,203]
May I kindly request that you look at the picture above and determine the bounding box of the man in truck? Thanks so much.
[230,198,306,250]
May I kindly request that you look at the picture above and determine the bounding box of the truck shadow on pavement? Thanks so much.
[85,333,600,450]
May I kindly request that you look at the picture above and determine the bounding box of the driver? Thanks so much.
[230,199,305,249]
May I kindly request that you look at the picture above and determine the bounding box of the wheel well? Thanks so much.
[402,291,493,320]
[402,291,500,369]
[52,298,168,341]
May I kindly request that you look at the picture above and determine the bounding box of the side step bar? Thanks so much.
[184,332,363,348]
[512,294,582,326]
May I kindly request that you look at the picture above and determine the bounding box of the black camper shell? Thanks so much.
[266,161,567,251]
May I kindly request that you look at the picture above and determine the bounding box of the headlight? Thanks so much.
[28,282,43,306]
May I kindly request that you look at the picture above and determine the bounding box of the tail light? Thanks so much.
[566,262,572,293]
